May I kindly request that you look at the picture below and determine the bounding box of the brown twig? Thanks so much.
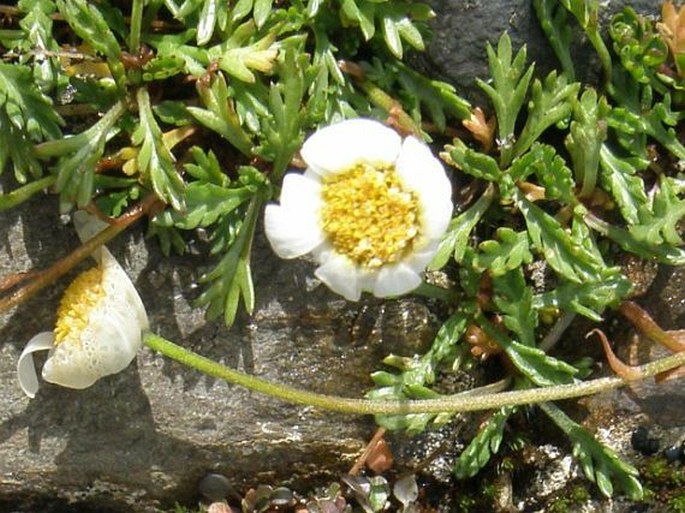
[348,427,387,476]
[0,194,160,314]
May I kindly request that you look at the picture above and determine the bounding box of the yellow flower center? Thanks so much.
[320,163,421,268]
[54,267,105,345]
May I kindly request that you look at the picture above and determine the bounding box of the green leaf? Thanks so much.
[565,88,609,197]
[474,228,533,278]
[541,403,643,499]
[369,310,471,434]
[476,32,534,166]
[53,101,127,209]
[533,0,575,80]
[0,111,42,182]
[515,190,605,283]
[183,146,229,186]
[56,0,125,88]
[533,267,631,322]
[598,144,648,225]
[18,0,59,92]
[429,184,495,269]
[253,0,273,29]
[444,139,502,182]
[478,316,577,387]
[507,143,574,203]
[608,7,668,88]
[171,183,253,229]
[630,175,685,246]
[133,87,186,210]
[585,212,685,266]
[254,50,306,180]
[513,71,579,159]
[196,194,264,326]
[197,0,218,45]
[209,21,278,83]
[453,407,516,479]
[0,62,63,145]
[492,269,537,347]
[187,71,254,156]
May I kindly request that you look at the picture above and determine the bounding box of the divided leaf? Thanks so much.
[453,407,517,479]
[133,87,186,210]
[476,32,534,166]
[541,403,643,500]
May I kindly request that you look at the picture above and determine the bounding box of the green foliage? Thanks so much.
[541,403,643,499]
[368,310,471,434]
[453,407,517,479]
[477,33,534,166]
[0,62,62,181]
[375,10,685,498]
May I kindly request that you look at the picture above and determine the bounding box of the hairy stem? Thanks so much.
[144,332,685,415]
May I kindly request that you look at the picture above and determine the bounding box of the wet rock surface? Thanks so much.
[2,1,685,512]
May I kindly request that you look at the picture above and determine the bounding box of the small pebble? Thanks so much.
[631,426,660,455]
[199,473,232,502]
[663,445,682,463]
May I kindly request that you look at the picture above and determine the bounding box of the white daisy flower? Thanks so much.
[17,212,149,398]
[264,118,453,301]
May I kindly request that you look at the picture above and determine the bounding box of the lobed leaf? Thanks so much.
[429,184,495,269]
[133,87,186,210]
[476,32,534,166]
[474,228,533,278]
[515,190,605,283]
[565,88,609,198]
[513,71,579,160]
[478,316,577,387]
[541,403,643,500]
[453,407,517,479]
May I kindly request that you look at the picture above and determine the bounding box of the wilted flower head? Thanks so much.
[265,118,452,301]
[17,212,148,397]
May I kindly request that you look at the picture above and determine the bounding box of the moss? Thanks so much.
[548,484,591,513]
[639,456,685,508]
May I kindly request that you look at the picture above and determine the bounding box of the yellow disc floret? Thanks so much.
[320,163,421,268]
[54,267,105,345]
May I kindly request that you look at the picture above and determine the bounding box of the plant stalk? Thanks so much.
[143,332,685,415]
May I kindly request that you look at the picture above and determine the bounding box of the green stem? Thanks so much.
[143,332,685,415]
[356,80,423,137]
[0,175,56,211]
[129,0,144,52]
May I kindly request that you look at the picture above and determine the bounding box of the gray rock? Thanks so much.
[424,0,663,103]
[1,191,440,510]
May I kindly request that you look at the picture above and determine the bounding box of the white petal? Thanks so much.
[73,210,110,261]
[301,119,402,176]
[314,253,363,301]
[264,204,325,259]
[100,248,149,330]
[17,332,55,398]
[279,172,322,216]
[405,243,439,272]
[42,311,135,389]
[396,137,453,238]
[372,263,422,298]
